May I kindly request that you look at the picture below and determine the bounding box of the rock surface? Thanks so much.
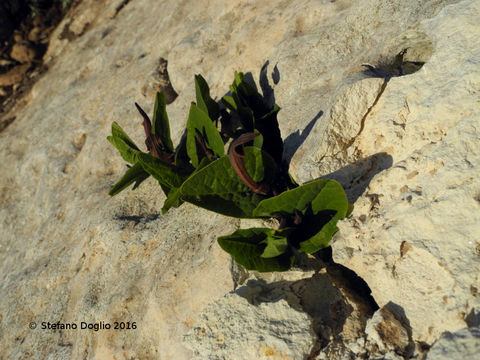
[183,291,314,360]
[10,43,36,63]
[426,327,480,360]
[0,64,30,86]
[330,0,480,345]
[0,0,478,359]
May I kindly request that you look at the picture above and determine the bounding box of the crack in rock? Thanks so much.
[343,78,389,152]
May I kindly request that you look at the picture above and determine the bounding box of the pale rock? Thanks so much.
[331,0,480,345]
[28,26,42,43]
[0,0,477,359]
[183,292,314,360]
[186,269,376,359]
[13,32,24,43]
[0,58,14,66]
[364,306,413,357]
[426,327,480,360]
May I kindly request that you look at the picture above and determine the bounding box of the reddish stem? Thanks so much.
[228,132,269,195]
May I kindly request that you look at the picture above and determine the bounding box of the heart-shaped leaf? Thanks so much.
[253,179,349,253]
[218,227,294,272]
[260,228,293,258]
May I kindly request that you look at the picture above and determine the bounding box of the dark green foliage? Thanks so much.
[107,72,350,272]
[107,122,141,164]
[218,228,294,272]
[152,92,174,152]
[180,147,277,218]
[254,179,349,254]
[225,72,284,164]
[195,74,219,122]
[108,162,149,196]
[186,103,224,168]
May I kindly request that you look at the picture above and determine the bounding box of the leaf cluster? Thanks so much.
[107,72,350,272]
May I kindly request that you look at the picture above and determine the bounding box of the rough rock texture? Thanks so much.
[184,267,378,359]
[330,0,480,346]
[0,0,478,359]
[426,327,480,360]
[364,306,414,359]
[183,291,314,360]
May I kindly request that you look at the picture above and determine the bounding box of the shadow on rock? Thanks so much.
[323,152,393,203]
[283,110,323,168]
[114,213,160,228]
[233,256,378,356]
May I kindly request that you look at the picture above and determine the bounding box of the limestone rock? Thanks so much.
[426,327,480,360]
[0,63,30,86]
[365,306,414,358]
[185,269,376,360]
[331,0,480,345]
[10,43,36,63]
[183,292,315,360]
[0,0,477,358]
[28,26,42,43]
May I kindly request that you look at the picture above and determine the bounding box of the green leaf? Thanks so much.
[161,157,213,214]
[218,228,294,272]
[252,130,263,149]
[152,92,174,152]
[174,132,191,168]
[109,162,150,196]
[161,187,183,214]
[111,122,140,151]
[293,209,338,254]
[221,95,237,111]
[180,147,277,218]
[237,81,262,105]
[253,179,349,253]
[230,90,254,131]
[107,135,141,164]
[231,73,263,111]
[195,74,219,121]
[137,152,190,191]
[186,103,225,168]
[255,103,283,165]
[261,228,293,258]
[233,71,243,87]
[196,156,214,170]
[226,72,284,164]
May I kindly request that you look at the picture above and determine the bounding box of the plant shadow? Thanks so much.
[283,111,323,168]
[321,152,393,203]
[240,61,393,204]
[233,264,378,357]
[113,213,160,229]
[228,61,396,356]
[221,60,324,173]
